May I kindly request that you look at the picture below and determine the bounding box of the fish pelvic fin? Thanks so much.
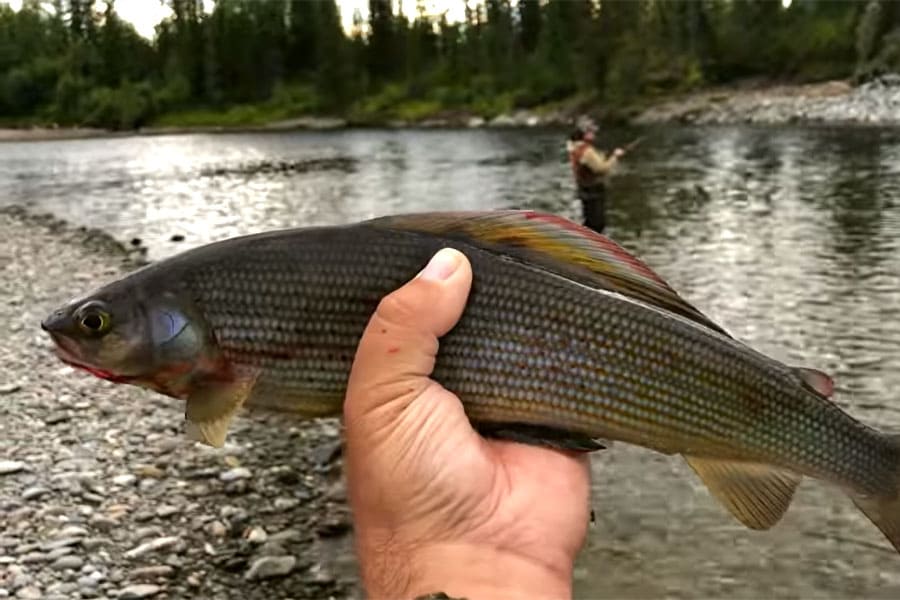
[684,455,801,530]
[184,373,259,448]
[850,434,900,554]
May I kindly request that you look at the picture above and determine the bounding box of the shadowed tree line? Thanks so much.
[1,0,899,130]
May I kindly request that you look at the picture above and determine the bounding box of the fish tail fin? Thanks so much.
[850,434,900,554]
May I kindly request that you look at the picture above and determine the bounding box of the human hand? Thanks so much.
[612,147,625,158]
[343,248,592,599]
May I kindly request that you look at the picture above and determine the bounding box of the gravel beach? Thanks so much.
[0,207,360,599]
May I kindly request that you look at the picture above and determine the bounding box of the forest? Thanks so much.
[1,0,899,130]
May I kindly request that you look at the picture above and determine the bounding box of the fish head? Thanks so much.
[41,278,209,394]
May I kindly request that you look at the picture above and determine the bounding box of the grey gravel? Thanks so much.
[635,77,900,126]
[0,207,357,600]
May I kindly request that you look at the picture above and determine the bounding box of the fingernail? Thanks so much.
[419,248,461,281]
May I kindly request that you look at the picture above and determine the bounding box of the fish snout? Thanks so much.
[41,309,69,333]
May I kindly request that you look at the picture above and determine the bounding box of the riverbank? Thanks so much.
[2,76,898,143]
[0,207,360,599]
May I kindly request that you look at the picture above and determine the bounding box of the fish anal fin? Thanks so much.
[793,367,835,398]
[369,210,730,337]
[184,373,258,448]
[684,455,801,530]
[475,421,608,452]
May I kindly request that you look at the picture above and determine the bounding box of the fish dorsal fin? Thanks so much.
[684,455,802,530]
[793,367,834,398]
[369,210,729,337]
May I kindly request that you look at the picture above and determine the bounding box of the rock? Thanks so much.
[43,412,70,425]
[0,383,21,395]
[135,465,164,479]
[21,487,48,501]
[205,521,227,537]
[272,497,299,511]
[40,537,81,551]
[15,587,42,600]
[268,528,303,543]
[129,565,175,580]
[169,234,185,242]
[19,552,48,564]
[0,460,25,475]
[54,526,88,538]
[118,584,162,599]
[244,555,297,580]
[111,474,136,486]
[245,527,267,544]
[45,547,74,560]
[124,537,180,559]
[219,467,251,482]
[50,555,83,570]
[154,505,179,519]
[76,571,104,589]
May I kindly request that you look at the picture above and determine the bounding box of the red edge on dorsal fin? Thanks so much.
[522,210,676,290]
[793,367,835,398]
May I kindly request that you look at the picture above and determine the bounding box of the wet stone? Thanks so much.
[244,555,296,580]
[0,461,25,475]
[129,565,175,580]
[21,487,48,501]
[50,555,83,570]
[118,584,162,599]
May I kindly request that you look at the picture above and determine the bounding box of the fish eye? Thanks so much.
[76,303,112,336]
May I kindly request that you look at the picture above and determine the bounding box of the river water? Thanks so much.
[2,125,900,597]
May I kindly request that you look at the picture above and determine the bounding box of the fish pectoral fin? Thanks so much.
[184,375,258,448]
[474,421,609,452]
[684,455,802,530]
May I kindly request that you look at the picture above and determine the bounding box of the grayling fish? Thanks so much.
[41,210,900,554]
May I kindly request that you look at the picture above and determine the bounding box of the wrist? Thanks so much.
[357,537,574,600]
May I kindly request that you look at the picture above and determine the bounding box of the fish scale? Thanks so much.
[42,210,900,554]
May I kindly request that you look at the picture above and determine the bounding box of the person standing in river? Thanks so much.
[566,116,625,233]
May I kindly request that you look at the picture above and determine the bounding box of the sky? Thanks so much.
[4,0,470,39]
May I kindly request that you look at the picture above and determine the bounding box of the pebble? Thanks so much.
[205,521,227,537]
[155,505,179,519]
[50,555,84,570]
[0,461,25,475]
[273,497,299,511]
[219,468,251,482]
[45,547,74,560]
[244,555,296,580]
[268,528,302,543]
[124,537,180,559]
[15,587,42,600]
[130,565,175,580]
[0,383,21,395]
[245,527,267,544]
[55,526,88,538]
[111,474,136,486]
[21,487,49,501]
[118,584,162,599]
[76,571,104,589]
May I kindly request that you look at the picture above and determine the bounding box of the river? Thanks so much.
[2,125,900,597]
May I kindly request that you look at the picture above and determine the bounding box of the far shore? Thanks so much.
[3,77,899,143]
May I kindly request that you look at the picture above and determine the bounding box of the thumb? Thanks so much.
[344,247,473,427]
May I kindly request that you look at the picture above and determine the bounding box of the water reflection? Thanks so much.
[2,125,900,597]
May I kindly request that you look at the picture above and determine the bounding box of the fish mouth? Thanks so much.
[44,331,131,383]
